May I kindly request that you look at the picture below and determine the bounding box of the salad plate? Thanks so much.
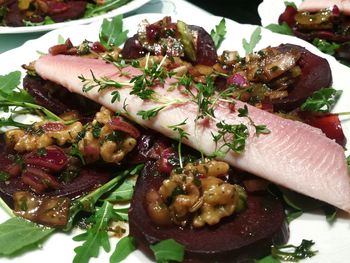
[0,12,350,263]
[0,0,150,34]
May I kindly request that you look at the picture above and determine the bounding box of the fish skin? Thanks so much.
[34,54,350,212]
[299,0,350,15]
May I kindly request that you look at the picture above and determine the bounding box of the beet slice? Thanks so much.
[121,24,217,65]
[49,1,87,23]
[23,75,100,115]
[272,44,332,111]
[129,162,289,263]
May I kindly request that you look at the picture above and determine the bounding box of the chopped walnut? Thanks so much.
[147,159,247,227]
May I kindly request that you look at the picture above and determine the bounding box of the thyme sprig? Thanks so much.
[168,119,189,168]
[130,54,175,100]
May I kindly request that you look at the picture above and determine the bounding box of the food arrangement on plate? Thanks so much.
[0,0,149,33]
[0,13,349,263]
[259,0,350,65]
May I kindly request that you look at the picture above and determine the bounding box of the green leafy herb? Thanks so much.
[210,18,227,49]
[168,119,189,168]
[92,122,103,138]
[72,201,115,263]
[300,87,342,112]
[65,164,144,230]
[195,77,216,120]
[85,0,130,18]
[0,171,9,182]
[109,236,136,263]
[242,27,262,55]
[265,22,293,36]
[70,144,85,165]
[104,179,136,202]
[0,217,54,256]
[36,147,47,157]
[58,34,65,44]
[272,239,317,261]
[347,155,350,173]
[99,14,129,49]
[150,239,185,263]
[313,38,340,56]
[137,106,166,120]
[0,116,33,129]
[322,205,337,224]
[255,255,281,263]
[22,16,54,26]
[130,56,174,100]
[238,105,270,136]
[284,1,297,9]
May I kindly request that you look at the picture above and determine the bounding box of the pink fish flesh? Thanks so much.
[34,54,350,212]
[299,0,350,15]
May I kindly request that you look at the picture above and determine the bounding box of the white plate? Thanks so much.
[0,0,150,34]
[258,0,302,27]
[0,13,350,263]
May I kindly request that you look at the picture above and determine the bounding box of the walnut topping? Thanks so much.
[146,159,247,227]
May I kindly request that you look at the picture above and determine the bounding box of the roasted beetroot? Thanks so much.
[272,44,332,111]
[23,75,100,115]
[129,162,289,263]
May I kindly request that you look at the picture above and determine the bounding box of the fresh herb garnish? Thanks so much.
[238,105,271,136]
[265,22,293,36]
[242,27,262,55]
[0,217,54,256]
[130,55,173,100]
[85,0,130,18]
[284,1,297,9]
[0,171,9,182]
[72,201,117,263]
[347,155,350,173]
[103,179,136,202]
[210,18,227,49]
[137,106,166,120]
[69,144,85,165]
[312,38,340,56]
[195,77,216,120]
[99,14,129,49]
[109,236,136,263]
[150,239,185,263]
[168,119,189,168]
[300,87,342,113]
[272,239,317,261]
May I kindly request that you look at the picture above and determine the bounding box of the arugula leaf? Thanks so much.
[84,0,130,18]
[104,179,136,202]
[265,22,293,36]
[0,217,54,256]
[73,201,114,263]
[210,18,226,49]
[150,239,185,263]
[255,255,281,263]
[242,27,262,55]
[0,71,21,95]
[272,239,317,261]
[300,87,342,112]
[99,15,129,50]
[65,164,144,230]
[347,155,350,173]
[69,144,86,165]
[312,38,340,56]
[109,236,136,263]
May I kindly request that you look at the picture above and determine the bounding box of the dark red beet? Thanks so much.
[49,1,87,23]
[189,25,218,66]
[129,162,289,263]
[278,5,297,27]
[301,113,347,147]
[121,35,146,59]
[0,169,111,208]
[3,3,25,27]
[24,146,68,173]
[23,75,100,115]
[272,44,332,111]
[109,117,141,139]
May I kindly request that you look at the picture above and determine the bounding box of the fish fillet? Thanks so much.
[299,0,350,15]
[34,54,350,212]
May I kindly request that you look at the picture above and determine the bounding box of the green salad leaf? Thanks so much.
[0,217,54,256]
[300,87,342,112]
[265,22,293,36]
[150,239,185,263]
[210,18,226,49]
[242,27,262,55]
[109,236,136,263]
[99,14,129,50]
[104,178,136,202]
[272,239,317,261]
[84,0,131,18]
[312,38,340,56]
